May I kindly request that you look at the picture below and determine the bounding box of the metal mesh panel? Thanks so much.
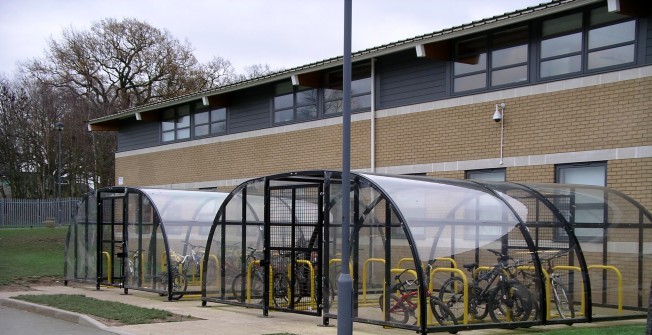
[268,186,321,314]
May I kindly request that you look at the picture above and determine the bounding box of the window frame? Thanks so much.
[323,64,372,117]
[538,6,637,81]
[161,105,191,143]
[555,161,607,242]
[193,105,227,138]
[273,83,318,125]
[452,25,530,94]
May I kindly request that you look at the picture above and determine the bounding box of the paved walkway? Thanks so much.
[0,283,646,335]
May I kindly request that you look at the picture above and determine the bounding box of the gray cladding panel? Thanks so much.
[228,92,270,133]
[117,118,160,152]
[647,13,652,63]
[377,50,447,109]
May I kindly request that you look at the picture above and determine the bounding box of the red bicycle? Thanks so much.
[379,267,457,327]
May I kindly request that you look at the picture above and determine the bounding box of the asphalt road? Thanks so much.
[0,305,117,335]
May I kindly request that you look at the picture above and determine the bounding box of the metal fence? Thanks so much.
[0,198,81,227]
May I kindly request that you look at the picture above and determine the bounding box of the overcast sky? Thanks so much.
[0,0,545,77]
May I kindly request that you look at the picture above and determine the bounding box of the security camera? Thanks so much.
[492,109,502,122]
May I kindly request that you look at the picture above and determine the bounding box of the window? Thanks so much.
[540,7,635,79]
[556,162,606,241]
[453,26,529,93]
[194,104,227,138]
[161,105,190,142]
[273,82,317,124]
[324,65,371,115]
[466,168,506,182]
[466,168,506,239]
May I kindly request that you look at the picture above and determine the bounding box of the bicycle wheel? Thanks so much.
[231,272,264,304]
[380,294,410,324]
[438,277,466,321]
[273,273,290,307]
[171,271,187,301]
[430,297,459,328]
[488,283,532,323]
[552,282,575,319]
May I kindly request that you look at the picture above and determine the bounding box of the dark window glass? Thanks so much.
[274,109,293,123]
[492,65,528,86]
[454,53,486,75]
[162,105,191,142]
[274,93,293,110]
[466,168,506,181]
[540,8,636,79]
[588,20,635,49]
[454,73,486,92]
[541,33,582,58]
[273,82,319,124]
[590,6,628,26]
[541,55,582,77]
[492,44,527,68]
[195,124,209,137]
[195,111,209,125]
[542,13,582,37]
[323,68,371,115]
[588,44,635,69]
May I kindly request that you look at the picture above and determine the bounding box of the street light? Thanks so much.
[55,121,64,225]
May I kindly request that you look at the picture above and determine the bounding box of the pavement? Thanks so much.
[0,283,647,335]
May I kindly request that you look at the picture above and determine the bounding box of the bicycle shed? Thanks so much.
[64,187,228,300]
[200,170,651,334]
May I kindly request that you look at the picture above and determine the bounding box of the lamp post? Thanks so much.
[55,121,64,225]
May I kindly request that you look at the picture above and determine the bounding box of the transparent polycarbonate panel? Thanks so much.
[65,194,98,282]
[523,184,649,226]
[141,189,227,225]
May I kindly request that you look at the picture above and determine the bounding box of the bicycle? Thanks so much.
[272,251,335,309]
[516,248,574,319]
[158,249,188,300]
[379,265,458,327]
[126,248,144,286]
[180,242,206,284]
[438,249,533,323]
[231,247,265,304]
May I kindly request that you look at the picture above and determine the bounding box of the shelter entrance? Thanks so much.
[266,184,324,316]
[97,191,128,289]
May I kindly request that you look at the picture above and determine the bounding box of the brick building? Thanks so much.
[89,0,651,212]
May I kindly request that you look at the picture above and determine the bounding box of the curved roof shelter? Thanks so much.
[202,171,650,333]
[64,187,228,300]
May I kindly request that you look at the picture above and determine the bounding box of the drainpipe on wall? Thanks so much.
[370,58,376,173]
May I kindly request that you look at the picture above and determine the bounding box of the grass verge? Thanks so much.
[522,324,646,335]
[0,227,67,285]
[12,294,192,325]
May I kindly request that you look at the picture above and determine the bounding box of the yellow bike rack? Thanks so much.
[289,260,316,310]
[552,265,583,316]
[329,258,353,277]
[102,251,112,284]
[362,258,385,303]
[397,257,459,271]
[246,260,274,304]
[517,266,552,319]
[431,267,468,325]
[587,265,622,316]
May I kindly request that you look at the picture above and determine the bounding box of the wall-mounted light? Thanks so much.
[493,103,506,164]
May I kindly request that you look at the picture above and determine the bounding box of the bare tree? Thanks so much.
[19,18,236,193]
[238,63,281,80]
